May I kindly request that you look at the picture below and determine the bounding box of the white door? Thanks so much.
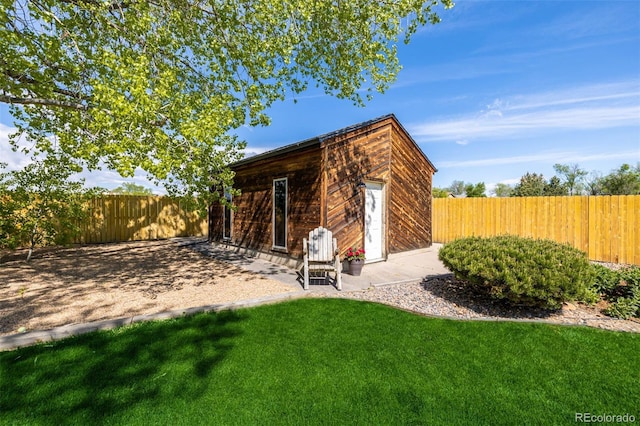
[364,182,384,262]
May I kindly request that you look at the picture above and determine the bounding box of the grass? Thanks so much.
[1,298,638,425]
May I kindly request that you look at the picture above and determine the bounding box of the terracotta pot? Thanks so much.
[348,259,364,276]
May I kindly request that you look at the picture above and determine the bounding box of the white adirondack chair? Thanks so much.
[303,226,342,291]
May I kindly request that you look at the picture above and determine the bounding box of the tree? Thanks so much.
[464,182,486,197]
[512,173,546,197]
[449,180,465,197]
[0,155,101,260]
[1,0,453,211]
[543,176,568,196]
[553,163,587,195]
[585,171,604,195]
[111,182,154,196]
[492,183,514,197]
[432,187,450,198]
[0,163,16,258]
[599,163,640,195]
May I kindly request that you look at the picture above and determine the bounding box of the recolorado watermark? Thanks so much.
[576,413,636,423]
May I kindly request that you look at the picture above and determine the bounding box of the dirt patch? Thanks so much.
[0,239,297,336]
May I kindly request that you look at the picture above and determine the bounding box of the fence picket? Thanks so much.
[71,195,208,244]
[433,195,639,265]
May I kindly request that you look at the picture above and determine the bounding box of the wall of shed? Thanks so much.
[210,146,323,258]
[388,122,435,252]
[209,202,224,241]
[324,121,393,255]
[209,115,435,263]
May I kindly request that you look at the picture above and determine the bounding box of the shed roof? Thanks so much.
[232,113,437,172]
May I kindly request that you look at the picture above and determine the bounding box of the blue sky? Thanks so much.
[1,0,639,194]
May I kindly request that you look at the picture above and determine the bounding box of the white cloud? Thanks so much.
[438,150,640,169]
[505,81,639,112]
[535,2,639,40]
[74,167,165,194]
[498,178,520,186]
[0,123,33,171]
[242,146,274,158]
[1,122,164,193]
[409,81,640,143]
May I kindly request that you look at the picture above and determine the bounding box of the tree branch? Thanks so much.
[0,94,88,110]
[58,0,132,11]
[2,68,90,102]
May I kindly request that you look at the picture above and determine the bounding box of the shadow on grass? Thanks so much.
[0,309,244,424]
[421,273,556,319]
[1,298,639,425]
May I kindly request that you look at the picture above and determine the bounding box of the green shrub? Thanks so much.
[603,296,640,320]
[438,235,594,310]
[591,265,640,319]
[621,266,640,287]
[590,264,622,295]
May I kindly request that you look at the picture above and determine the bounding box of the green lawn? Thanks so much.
[1,298,638,425]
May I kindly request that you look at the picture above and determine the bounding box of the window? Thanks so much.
[223,190,232,240]
[272,178,287,249]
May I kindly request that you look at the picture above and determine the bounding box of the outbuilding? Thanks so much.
[209,114,436,265]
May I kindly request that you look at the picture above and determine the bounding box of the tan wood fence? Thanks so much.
[433,195,639,265]
[75,195,208,244]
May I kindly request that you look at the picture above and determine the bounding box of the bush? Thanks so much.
[590,264,622,295]
[0,156,101,261]
[438,235,594,310]
[603,297,639,320]
[590,265,640,319]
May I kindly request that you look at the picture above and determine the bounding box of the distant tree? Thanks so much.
[0,155,102,261]
[585,171,604,195]
[464,182,486,198]
[432,187,450,198]
[543,176,568,196]
[492,183,514,197]
[111,182,154,196]
[449,180,465,196]
[553,163,588,195]
[599,163,640,195]
[512,173,546,197]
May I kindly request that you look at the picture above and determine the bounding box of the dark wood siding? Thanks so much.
[388,121,435,252]
[209,114,435,262]
[208,202,224,241]
[212,145,322,258]
[324,120,393,254]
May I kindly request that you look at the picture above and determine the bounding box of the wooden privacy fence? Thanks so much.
[75,195,208,244]
[433,195,639,265]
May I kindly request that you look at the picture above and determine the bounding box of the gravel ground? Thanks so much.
[332,275,640,333]
[0,239,295,336]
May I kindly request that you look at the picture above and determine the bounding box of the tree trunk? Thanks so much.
[26,220,38,262]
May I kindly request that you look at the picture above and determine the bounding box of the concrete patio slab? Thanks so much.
[191,240,450,292]
[343,244,450,289]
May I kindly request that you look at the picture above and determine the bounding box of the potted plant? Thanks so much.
[345,247,365,276]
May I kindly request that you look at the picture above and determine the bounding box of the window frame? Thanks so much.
[222,190,232,241]
[272,177,288,250]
